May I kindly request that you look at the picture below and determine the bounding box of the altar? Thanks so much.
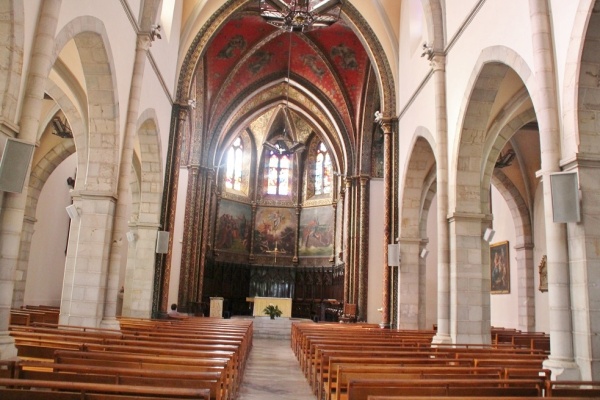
[248,297,292,318]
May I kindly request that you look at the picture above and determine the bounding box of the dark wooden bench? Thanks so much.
[0,377,210,399]
[345,378,546,400]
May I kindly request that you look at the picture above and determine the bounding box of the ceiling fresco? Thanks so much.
[202,10,371,141]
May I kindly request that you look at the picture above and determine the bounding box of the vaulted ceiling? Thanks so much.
[201,9,372,144]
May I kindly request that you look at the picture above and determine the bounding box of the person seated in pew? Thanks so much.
[168,303,188,319]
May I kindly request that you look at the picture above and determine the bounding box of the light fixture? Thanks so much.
[420,248,429,259]
[259,0,343,32]
[263,29,306,155]
[495,149,516,169]
[483,228,496,243]
[126,231,136,243]
[51,116,73,139]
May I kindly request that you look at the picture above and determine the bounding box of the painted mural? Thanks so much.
[215,199,252,254]
[253,207,296,256]
[299,206,334,257]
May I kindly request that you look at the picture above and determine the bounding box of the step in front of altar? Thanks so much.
[233,316,313,339]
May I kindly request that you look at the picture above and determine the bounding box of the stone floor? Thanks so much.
[237,337,316,400]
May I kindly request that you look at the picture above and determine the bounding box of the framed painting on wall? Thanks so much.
[490,241,510,294]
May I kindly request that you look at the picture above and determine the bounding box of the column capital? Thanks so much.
[136,34,153,51]
[430,54,446,71]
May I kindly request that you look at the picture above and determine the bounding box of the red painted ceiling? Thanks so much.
[203,11,370,137]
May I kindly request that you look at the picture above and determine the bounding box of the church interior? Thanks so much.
[1,0,600,396]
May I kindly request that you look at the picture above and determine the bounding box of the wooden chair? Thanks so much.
[339,304,357,323]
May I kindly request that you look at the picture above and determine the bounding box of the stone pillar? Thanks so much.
[448,212,491,344]
[357,175,369,322]
[121,222,160,318]
[429,53,451,344]
[179,164,201,309]
[528,0,579,379]
[60,192,116,327]
[343,178,351,303]
[101,34,152,328]
[155,105,188,316]
[514,243,535,332]
[0,0,61,360]
[380,120,393,328]
[197,168,215,305]
[398,238,421,329]
[12,216,36,308]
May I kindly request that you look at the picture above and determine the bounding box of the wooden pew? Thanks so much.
[549,380,600,397]
[0,377,210,399]
[327,365,505,400]
[13,361,225,400]
[345,378,546,400]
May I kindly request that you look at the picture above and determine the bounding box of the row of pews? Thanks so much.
[291,322,600,400]
[1,316,253,400]
[10,305,60,326]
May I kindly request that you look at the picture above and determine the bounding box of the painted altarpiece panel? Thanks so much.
[299,206,334,257]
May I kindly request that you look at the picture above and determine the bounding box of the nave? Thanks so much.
[237,337,315,400]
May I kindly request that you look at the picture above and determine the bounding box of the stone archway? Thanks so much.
[122,113,163,318]
[399,133,436,330]
[51,17,121,327]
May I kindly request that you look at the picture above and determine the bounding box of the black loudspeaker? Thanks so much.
[550,171,580,223]
[155,231,170,254]
[0,138,35,193]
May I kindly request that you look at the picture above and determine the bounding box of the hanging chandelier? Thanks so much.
[259,0,343,32]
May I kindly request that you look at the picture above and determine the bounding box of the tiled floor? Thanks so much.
[237,337,316,400]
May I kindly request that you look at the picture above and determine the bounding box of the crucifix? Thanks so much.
[265,241,286,263]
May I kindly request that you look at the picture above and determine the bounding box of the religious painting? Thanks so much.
[215,199,251,254]
[299,206,334,257]
[253,207,296,256]
[490,241,510,294]
[538,255,548,292]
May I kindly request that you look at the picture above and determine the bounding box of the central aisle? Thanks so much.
[237,337,316,400]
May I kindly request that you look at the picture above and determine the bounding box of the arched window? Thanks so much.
[267,151,290,195]
[314,142,332,195]
[225,137,243,191]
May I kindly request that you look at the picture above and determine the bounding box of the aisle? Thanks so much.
[237,337,316,400]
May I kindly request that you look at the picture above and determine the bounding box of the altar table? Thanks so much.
[249,297,292,318]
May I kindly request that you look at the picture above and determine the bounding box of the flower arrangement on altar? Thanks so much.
[263,304,282,319]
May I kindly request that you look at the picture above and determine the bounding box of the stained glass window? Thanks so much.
[226,137,243,191]
[315,142,332,195]
[267,151,290,195]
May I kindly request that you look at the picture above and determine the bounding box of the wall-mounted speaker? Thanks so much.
[387,243,400,266]
[65,204,79,219]
[155,231,169,254]
[483,228,496,243]
[0,138,35,193]
[420,248,429,259]
[550,171,580,223]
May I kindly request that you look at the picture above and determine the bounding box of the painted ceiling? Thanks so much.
[203,10,371,140]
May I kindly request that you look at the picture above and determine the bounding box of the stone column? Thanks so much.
[121,221,160,318]
[12,216,36,308]
[380,120,393,328]
[0,0,60,360]
[102,34,152,328]
[528,0,579,379]
[448,212,492,344]
[429,53,451,344]
[357,175,369,322]
[514,243,535,332]
[155,105,187,316]
[343,178,352,303]
[178,164,201,309]
[197,169,215,306]
[60,192,117,327]
[398,237,421,329]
